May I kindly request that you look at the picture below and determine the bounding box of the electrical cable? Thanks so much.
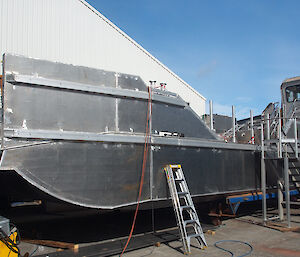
[119,86,152,257]
[214,240,253,257]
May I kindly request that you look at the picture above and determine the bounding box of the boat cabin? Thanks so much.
[281,76,300,117]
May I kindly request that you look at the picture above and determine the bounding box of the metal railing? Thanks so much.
[261,116,298,159]
[261,114,299,228]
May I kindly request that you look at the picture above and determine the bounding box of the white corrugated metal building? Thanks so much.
[0,0,206,116]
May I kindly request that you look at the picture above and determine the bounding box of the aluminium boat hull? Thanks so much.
[0,54,272,210]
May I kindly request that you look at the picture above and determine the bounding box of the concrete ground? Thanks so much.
[114,217,300,257]
[11,205,300,256]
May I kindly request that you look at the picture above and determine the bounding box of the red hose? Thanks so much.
[120,86,152,256]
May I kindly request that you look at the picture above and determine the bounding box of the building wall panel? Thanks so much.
[0,0,206,115]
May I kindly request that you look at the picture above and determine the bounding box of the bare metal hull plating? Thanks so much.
[0,54,262,209]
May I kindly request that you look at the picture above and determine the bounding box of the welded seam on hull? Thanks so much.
[4,129,259,151]
[1,141,52,151]
[8,74,186,107]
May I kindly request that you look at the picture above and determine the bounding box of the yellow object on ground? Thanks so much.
[0,232,18,257]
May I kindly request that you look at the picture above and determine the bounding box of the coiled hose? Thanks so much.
[214,240,253,257]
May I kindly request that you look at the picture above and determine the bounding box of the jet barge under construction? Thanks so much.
[0,54,266,210]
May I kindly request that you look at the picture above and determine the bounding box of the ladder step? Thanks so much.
[289,173,300,176]
[170,165,181,169]
[184,219,198,225]
[188,233,203,239]
[290,173,300,177]
[289,158,299,162]
[164,164,207,252]
[288,184,299,187]
[289,181,300,185]
[289,166,300,169]
[177,192,188,196]
[290,179,300,182]
[289,174,300,179]
[181,205,193,210]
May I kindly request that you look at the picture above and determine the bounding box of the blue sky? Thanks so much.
[86,0,300,119]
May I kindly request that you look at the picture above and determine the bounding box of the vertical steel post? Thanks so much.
[277,180,284,221]
[284,150,291,228]
[282,104,286,127]
[250,110,254,144]
[148,84,155,233]
[278,115,282,158]
[232,106,236,143]
[209,100,214,131]
[266,113,270,140]
[149,83,153,201]
[1,58,6,148]
[261,122,267,225]
[294,118,298,158]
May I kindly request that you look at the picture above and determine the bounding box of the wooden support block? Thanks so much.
[154,242,161,247]
[206,230,216,236]
[23,239,79,252]
[237,218,300,232]
[266,222,300,232]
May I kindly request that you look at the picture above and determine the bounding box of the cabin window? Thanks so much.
[286,85,300,102]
